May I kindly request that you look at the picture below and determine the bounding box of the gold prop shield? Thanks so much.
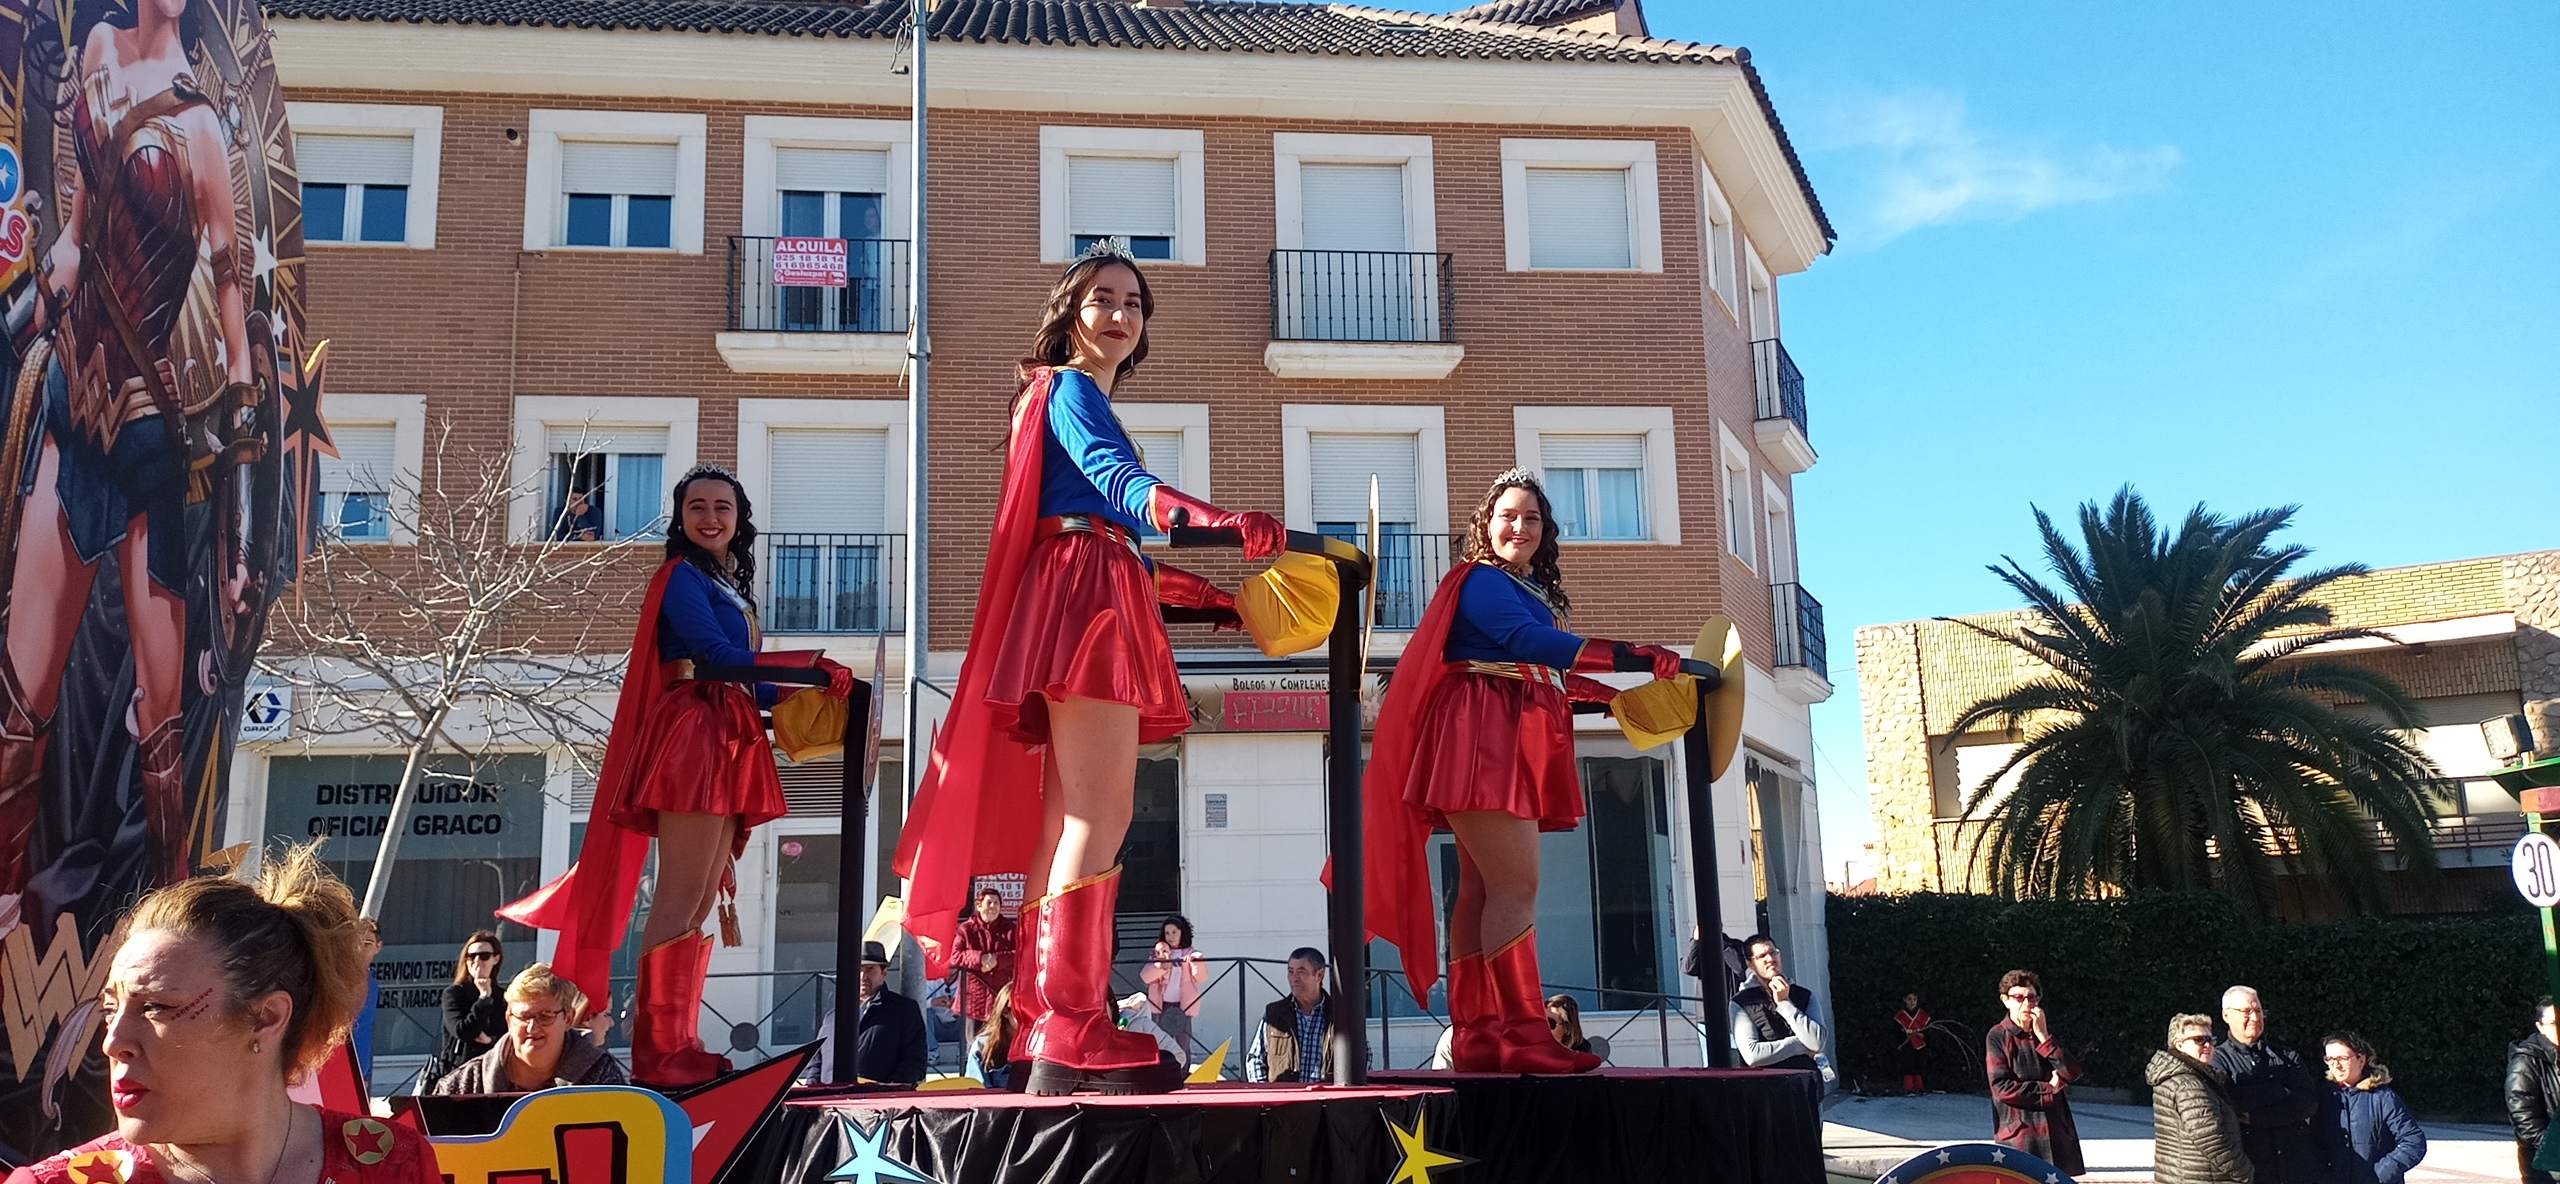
[1235,552,1340,658]
[772,687,848,762]
[1696,615,1747,781]
[1614,675,1698,750]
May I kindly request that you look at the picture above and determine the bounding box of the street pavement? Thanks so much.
[1822,1091,2522,1184]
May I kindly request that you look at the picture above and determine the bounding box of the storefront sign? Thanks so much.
[241,685,292,741]
[772,236,848,287]
[1183,674,1382,734]
[1222,690,1327,731]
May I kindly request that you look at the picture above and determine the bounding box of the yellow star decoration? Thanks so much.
[1382,1110,1467,1184]
[341,1117,395,1165]
[65,1149,133,1184]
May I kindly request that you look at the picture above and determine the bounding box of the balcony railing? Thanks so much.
[1751,337,1809,441]
[1771,582,1826,677]
[761,532,906,634]
[1310,527,1454,631]
[1270,249,1456,343]
[729,236,911,335]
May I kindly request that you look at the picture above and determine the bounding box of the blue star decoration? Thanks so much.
[1382,1109,1471,1184]
[825,1115,936,1184]
[1878,1140,2077,1184]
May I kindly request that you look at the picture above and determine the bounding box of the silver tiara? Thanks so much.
[1074,235,1139,265]
[678,462,740,486]
[1493,466,1542,491]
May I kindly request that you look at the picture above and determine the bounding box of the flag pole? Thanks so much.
[895,0,931,911]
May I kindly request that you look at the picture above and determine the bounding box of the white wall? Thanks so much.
[1178,733,1331,1059]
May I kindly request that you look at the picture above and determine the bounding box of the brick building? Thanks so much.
[230,0,1839,1080]
[1858,550,2560,914]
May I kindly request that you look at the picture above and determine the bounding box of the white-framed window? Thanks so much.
[1500,138,1664,273]
[1271,133,1442,342]
[1039,127,1207,265]
[1717,422,1756,570]
[521,110,706,254]
[311,393,425,544]
[510,396,699,542]
[1282,405,1449,630]
[740,399,910,634]
[1113,403,1210,540]
[1699,162,1738,321]
[1745,238,1776,340]
[1761,475,1795,584]
[288,102,442,248]
[1512,406,1680,546]
[742,118,912,334]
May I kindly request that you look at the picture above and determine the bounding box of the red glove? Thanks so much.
[765,650,854,698]
[1564,674,1621,707]
[816,657,855,700]
[1156,563,1243,631]
[1572,638,1684,681]
[1151,485,1284,562]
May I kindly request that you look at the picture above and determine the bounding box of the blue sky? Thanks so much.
[1639,1,2560,874]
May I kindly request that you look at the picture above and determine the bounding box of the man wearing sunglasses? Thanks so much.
[2212,984,2321,1184]
[1984,968,2084,1175]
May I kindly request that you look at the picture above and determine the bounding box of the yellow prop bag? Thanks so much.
[1234,552,1340,658]
[1613,675,1699,750]
[772,687,848,762]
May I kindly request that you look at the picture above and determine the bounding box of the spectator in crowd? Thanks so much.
[854,941,927,1086]
[433,964,628,1094]
[2316,1030,2424,1184]
[1546,994,1605,1062]
[2214,985,2322,1184]
[1142,914,1208,1060]
[427,931,507,1090]
[8,843,440,1184]
[972,984,1022,1091]
[1730,934,1823,1072]
[1683,925,1748,1000]
[1984,968,2083,1175]
[1247,948,1338,1084]
[1894,991,1932,1095]
[949,887,1017,1065]
[350,918,382,1082]
[2507,996,2560,1184]
[2151,1012,2253,1184]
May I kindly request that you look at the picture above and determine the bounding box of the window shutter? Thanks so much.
[318,423,397,494]
[1298,163,1406,252]
[1309,433,1418,523]
[546,424,670,458]
[767,428,888,534]
[1524,167,1631,269]
[776,147,889,195]
[561,140,678,196]
[1538,434,1645,472]
[1067,156,1178,237]
[298,133,412,186]
[1127,430,1184,490]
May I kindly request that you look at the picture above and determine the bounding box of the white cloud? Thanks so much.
[1807,90,2181,245]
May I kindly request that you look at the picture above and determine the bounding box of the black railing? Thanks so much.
[1771,581,1826,677]
[761,533,906,634]
[1752,337,1809,441]
[1312,528,1453,630]
[1270,249,1456,343]
[729,236,911,334]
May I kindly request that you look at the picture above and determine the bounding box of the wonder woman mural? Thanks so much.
[0,0,309,1159]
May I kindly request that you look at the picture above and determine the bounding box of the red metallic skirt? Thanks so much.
[1402,667,1585,832]
[983,531,1192,746]
[606,678,787,837]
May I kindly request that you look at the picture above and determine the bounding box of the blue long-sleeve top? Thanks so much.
[1444,563,1586,669]
[1038,368,1162,532]
[656,560,780,707]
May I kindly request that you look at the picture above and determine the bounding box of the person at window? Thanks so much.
[1358,468,1686,1075]
[893,245,1281,1096]
[553,486,604,542]
[949,887,1018,1063]
[1985,968,2083,1175]
[431,964,626,1094]
[500,465,854,1088]
[1732,934,1825,1073]
[2213,985,2322,1184]
[7,842,439,1184]
[2316,1030,2424,1184]
[2509,997,2560,1184]
[428,931,507,1090]
[1141,914,1208,1061]
[1895,992,1933,1095]
[2151,1013,2252,1184]
[1247,948,1339,1084]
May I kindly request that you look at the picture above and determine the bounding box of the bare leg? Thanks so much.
[1449,838,1487,961]
[1447,809,1591,1073]
[1446,811,1540,951]
[2,441,98,892]
[642,811,735,949]
[1040,696,1138,892]
[119,516,191,881]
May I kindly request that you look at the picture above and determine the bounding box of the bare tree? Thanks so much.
[258,419,652,918]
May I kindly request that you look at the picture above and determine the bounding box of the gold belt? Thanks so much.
[1034,514,1141,556]
[1447,660,1566,691]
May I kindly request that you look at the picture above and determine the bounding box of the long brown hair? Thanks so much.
[1461,471,1572,617]
[452,929,504,986]
[1015,254,1156,393]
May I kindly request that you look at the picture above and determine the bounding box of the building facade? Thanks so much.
[1859,550,2560,913]
[232,0,1838,1082]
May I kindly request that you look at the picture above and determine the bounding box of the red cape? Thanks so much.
[892,371,1057,977]
[1335,561,1476,1006]
[494,558,683,1018]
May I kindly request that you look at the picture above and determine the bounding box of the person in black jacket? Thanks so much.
[852,941,927,1086]
[2509,995,2560,1184]
[2211,985,2320,1184]
[430,930,508,1089]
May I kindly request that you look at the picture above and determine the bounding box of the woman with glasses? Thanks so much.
[2318,1030,2425,1184]
[430,964,626,1094]
[1985,969,2084,1175]
[428,932,507,1089]
[2150,1012,2251,1184]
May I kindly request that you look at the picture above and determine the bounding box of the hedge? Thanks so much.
[1826,891,2545,1121]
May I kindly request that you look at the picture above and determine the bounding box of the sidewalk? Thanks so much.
[1822,1092,2522,1184]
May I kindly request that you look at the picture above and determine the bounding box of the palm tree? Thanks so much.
[1943,487,2448,917]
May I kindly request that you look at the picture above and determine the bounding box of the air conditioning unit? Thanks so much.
[2484,714,2540,763]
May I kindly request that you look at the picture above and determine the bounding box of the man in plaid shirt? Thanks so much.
[1983,968,2084,1175]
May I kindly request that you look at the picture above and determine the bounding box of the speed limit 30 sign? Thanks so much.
[2514,832,2560,909]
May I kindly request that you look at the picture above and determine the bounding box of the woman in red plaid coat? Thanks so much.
[949,887,1019,1061]
[1984,969,2085,1175]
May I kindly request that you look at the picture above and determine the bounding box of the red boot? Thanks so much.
[0,657,50,897]
[136,718,193,885]
[1023,866,1174,1095]
[632,933,730,1088]
[1005,890,1050,1065]
[1486,929,1600,1074]
[1447,952,1500,1072]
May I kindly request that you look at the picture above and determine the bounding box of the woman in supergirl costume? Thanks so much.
[500,466,853,1088]
[895,247,1283,1095]
[1360,469,1684,1074]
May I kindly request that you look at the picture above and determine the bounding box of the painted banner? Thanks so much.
[0,0,317,1161]
[772,236,848,287]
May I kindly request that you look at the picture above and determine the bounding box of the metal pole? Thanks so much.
[1683,683,1735,1068]
[1325,575,1368,1085]
[895,0,931,912]
[831,677,873,1084]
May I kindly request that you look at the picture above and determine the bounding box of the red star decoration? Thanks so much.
[342,1118,394,1166]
